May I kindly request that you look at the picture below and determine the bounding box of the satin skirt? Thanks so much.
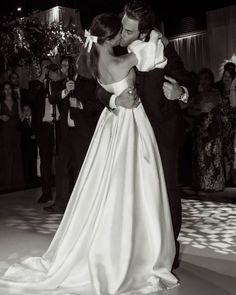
[0,104,178,294]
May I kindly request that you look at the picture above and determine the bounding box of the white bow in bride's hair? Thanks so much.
[84,29,98,53]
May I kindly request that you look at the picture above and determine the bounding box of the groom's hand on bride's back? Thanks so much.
[116,87,140,109]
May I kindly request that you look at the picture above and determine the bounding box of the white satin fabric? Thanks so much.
[127,30,167,71]
[0,76,178,294]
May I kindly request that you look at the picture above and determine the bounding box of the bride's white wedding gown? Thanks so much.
[0,31,178,293]
[0,76,178,294]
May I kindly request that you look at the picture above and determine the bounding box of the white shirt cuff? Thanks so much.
[109,95,117,109]
[77,101,83,109]
[179,86,189,103]
[61,89,69,99]
[69,97,83,109]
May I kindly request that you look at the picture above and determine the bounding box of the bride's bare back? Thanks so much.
[97,50,137,86]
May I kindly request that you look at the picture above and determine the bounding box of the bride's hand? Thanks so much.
[116,87,139,109]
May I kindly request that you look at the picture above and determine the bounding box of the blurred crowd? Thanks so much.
[0,55,236,202]
[179,62,236,192]
[0,54,103,210]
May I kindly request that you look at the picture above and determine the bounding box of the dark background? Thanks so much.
[1,0,236,29]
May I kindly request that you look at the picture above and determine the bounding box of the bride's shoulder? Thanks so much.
[98,54,136,84]
[112,53,138,70]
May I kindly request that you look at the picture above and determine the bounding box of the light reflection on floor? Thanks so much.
[2,194,236,255]
[0,188,235,295]
[4,206,62,234]
[180,200,236,255]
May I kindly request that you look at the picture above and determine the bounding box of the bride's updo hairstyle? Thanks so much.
[86,13,121,78]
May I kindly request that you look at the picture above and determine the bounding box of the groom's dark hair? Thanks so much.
[123,1,155,35]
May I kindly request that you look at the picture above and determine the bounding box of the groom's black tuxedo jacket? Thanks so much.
[97,43,197,151]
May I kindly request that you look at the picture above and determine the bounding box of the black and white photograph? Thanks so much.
[0,1,235,294]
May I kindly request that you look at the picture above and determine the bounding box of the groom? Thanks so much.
[97,0,197,270]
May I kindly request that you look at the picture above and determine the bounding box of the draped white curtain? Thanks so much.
[170,31,209,74]
[207,5,236,80]
[34,6,82,28]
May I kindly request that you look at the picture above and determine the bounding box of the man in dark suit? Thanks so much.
[9,72,29,108]
[29,58,60,203]
[97,0,197,270]
[44,56,103,213]
[19,103,38,184]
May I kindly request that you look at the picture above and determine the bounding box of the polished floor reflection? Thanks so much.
[180,199,236,255]
[0,188,235,294]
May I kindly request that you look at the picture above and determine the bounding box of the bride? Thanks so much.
[0,13,178,295]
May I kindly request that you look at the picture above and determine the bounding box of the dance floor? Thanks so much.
[0,188,235,295]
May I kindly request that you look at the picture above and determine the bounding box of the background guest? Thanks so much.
[215,62,236,92]
[19,103,38,184]
[219,68,236,185]
[0,82,23,188]
[45,53,103,213]
[189,68,225,192]
[29,58,60,203]
[9,72,29,109]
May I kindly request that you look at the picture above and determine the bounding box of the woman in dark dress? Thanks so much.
[0,82,23,188]
[190,68,225,192]
[219,69,236,185]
